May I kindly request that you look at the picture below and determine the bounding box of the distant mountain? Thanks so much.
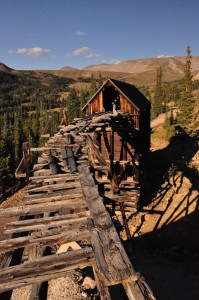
[60,66,78,70]
[0,62,14,72]
[83,56,199,78]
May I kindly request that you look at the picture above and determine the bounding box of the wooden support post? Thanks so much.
[65,133,72,144]
[119,202,131,240]
[123,281,145,300]
[46,151,58,175]
[61,146,68,168]
[23,142,31,179]
[66,146,77,173]
[28,244,44,300]
[93,266,111,300]
[61,145,77,173]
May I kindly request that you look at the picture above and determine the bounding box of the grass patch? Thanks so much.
[151,127,168,140]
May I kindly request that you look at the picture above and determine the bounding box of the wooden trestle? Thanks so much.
[0,112,155,300]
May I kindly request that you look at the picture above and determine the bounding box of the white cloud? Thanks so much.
[73,46,90,56]
[8,47,49,57]
[101,59,121,64]
[111,59,121,64]
[8,50,15,54]
[86,53,103,58]
[75,30,84,36]
[73,46,102,58]
[157,55,174,58]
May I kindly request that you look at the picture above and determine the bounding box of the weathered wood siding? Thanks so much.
[94,130,134,163]
[84,91,103,115]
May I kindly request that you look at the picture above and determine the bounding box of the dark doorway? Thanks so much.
[103,86,120,111]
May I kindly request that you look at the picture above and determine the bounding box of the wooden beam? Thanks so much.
[23,189,83,205]
[4,216,88,235]
[29,173,79,181]
[27,182,81,193]
[0,248,94,292]
[23,193,83,205]
[5,211,90,230]
[86,135,109,168]
[0,199,87,218]
[78,166,137,285]
[24,189,81,199]
[0,230,91,254]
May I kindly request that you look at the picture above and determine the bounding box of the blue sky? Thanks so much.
[0,0,198,70]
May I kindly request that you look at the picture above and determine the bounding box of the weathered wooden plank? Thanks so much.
[23,193,84,205]
[0,248,94,292]
[28,234,46,300]
[78,165,137,285]
[30,147,55,151]
[4,216,88,234]
[24,189,81,199]
[45,143,78,148]
[86,135,109,168]
[5,211,90,230]
[122,280,155,300]
[0,230,90,254]
[93,266,111,300]
[26,182,81,193]
[33,163,48,171]
[32,169,52,176]
[15,142,31,179]
[46,152,58,175]
[37,156,48,164]
[29,173,79,181]
[32,177,79,185]
[0,199,87,218]
[66,146,77,173]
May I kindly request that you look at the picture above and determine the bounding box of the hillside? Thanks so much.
[83,56,199,82]
[84,56,199,74]
[2,56,199,88]
[0,62,14,72]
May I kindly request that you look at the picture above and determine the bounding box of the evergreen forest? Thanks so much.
[0,47,198,199]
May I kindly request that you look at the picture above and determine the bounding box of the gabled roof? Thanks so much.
[82,78,150,112]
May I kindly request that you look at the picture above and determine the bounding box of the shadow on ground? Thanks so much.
[140,128,198,206]
[125,128,199,300]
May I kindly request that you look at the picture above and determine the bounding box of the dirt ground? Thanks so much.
[0,132,198,300]
[124,133,199,300]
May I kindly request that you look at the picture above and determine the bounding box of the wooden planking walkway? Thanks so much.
[0,112,155,300]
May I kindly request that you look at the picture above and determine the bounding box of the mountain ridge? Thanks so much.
[2,56,199,74]
[83,56,199,75]
[1,56,199,87]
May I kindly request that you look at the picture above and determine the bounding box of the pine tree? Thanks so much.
[164,107,175,139]
[0,115,15,194]
[14,110,24,166]
[97,73,103,88]
[79,89,89,110]
[152,66,165,119]
[89,74,97,96]
[66,88,81,123]
[177,46,195,131]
